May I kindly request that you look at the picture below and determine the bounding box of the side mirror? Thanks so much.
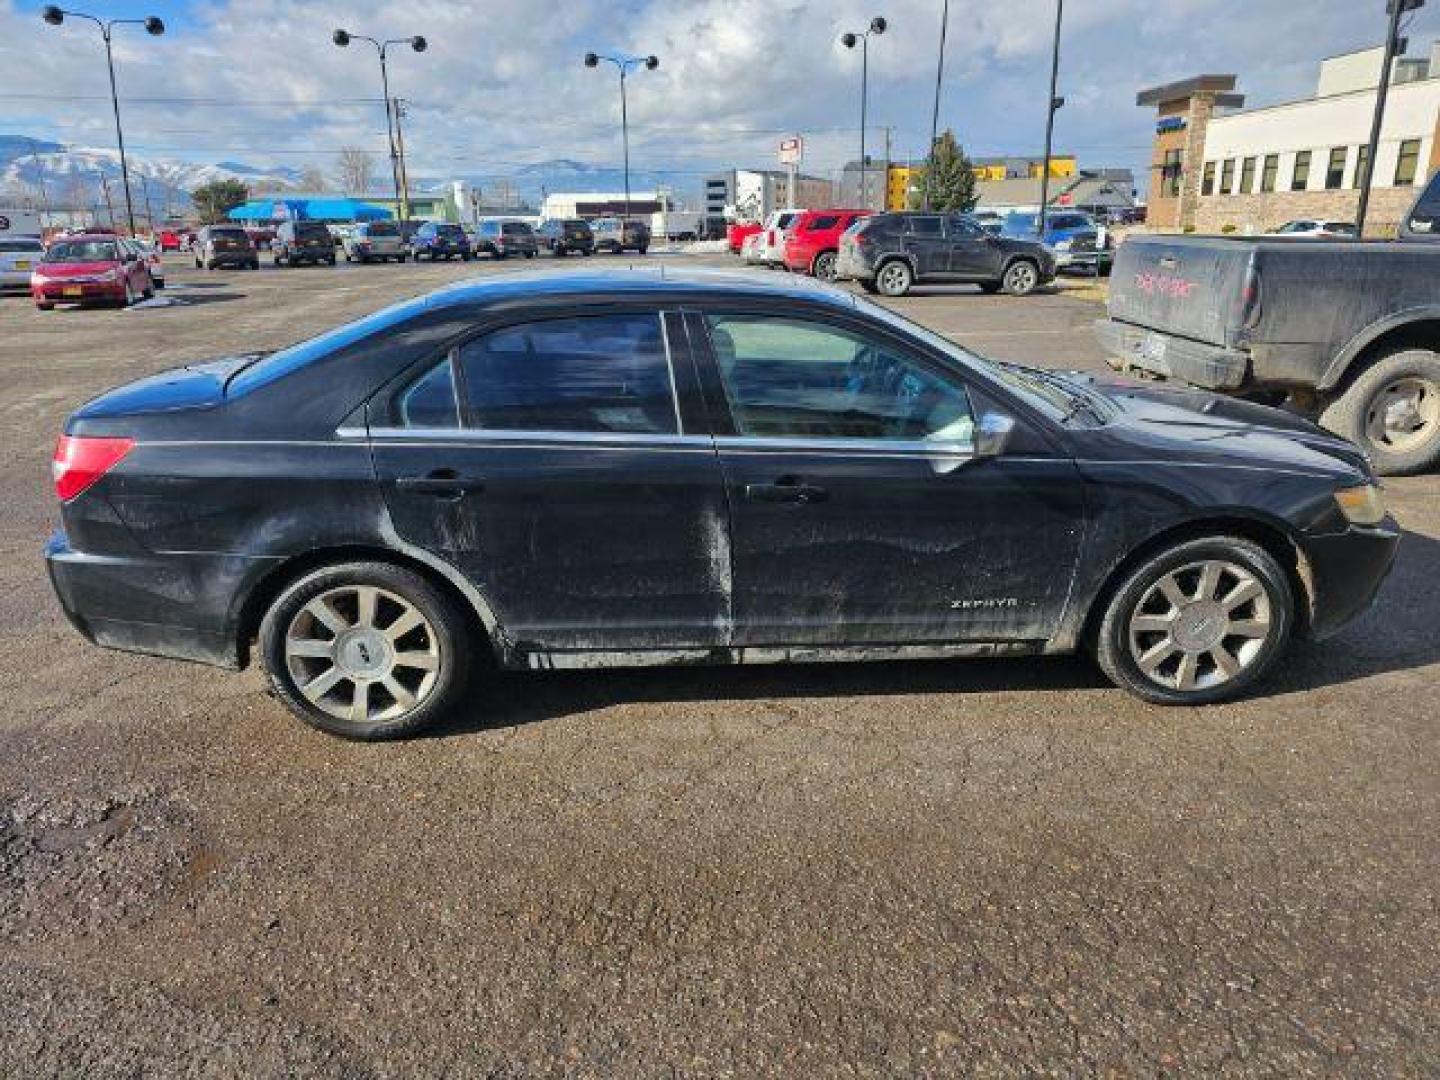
[975,411,1016,458]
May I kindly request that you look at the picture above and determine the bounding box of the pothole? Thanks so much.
[0,785,198,944]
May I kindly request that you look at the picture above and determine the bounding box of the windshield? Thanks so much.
[296,223,331,238]
[853,294,1104,424]
[365,222,398,236]
[502,222,532,235]
[45,240,118,262]
[436,224,464,237]
[0,239,43,253]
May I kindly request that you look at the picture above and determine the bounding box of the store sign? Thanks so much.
[779,137,803,166]
[1156,117,1187,135]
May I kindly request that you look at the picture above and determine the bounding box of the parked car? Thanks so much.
[740,230,766,265]
[0,234,45,291]
[591,218,649,254]
[727,221,763,254]
[409,221,472,261]
[193,225,259,270]
[1268,220,1359,239]
[44,268,1398,739]
[32,233,153,309]
[754,210,801,266]
[836,212,1057,297]
[1096,169,1440,475]
[157,229,185,252]
[473,220,539,259]
[126,237,165,289]
[1002,210,1111,274]
[537,219,595,256]
[272,220,337,267]
[343,221,408,263]
[782,208,872,279]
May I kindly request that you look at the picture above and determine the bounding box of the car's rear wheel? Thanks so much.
[35,302,53,311]
[1319,348,1440,476]
[121,280,135,308]
[259,562,473,740]
[1002,260,1040,296]
[875,259,913,297]
[812,250,838,280]
[1093,536,1293,705]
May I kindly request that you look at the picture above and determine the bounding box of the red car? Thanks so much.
[31,234,154,310]
[158,229,186,251]
[726,221,762,254]
[782,209,872,279]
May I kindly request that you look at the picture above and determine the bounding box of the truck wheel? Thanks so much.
[1002,260,1041,296]
[875,259,913,297]
[1320,348,1440,475]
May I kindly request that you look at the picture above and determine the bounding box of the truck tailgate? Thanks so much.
[1109,235,1253,347]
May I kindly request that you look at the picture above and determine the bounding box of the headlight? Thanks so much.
[1334,483,1387,525]
[1054,239,1072,251]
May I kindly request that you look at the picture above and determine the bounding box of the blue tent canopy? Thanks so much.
[228,198,393,222]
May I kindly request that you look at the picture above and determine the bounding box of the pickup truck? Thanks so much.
[1097,172,1440,474]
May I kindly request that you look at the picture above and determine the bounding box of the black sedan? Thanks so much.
[46,269,1398,739]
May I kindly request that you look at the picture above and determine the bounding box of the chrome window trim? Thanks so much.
[362,427,714,449]
[715,434,975,457]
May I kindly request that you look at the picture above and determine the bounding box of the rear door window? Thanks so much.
[806,215,839,231]
[396,358,461,428]
[456,313,678,434]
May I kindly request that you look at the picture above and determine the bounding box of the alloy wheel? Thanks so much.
[877,262,911,296]
[1127,559,1274,693]
[1005,262,1038,294]
[1365,375,1439,454]
[813,252,837,280]
[283,584,441,726]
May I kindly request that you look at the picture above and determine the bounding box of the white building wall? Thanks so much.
[1202,77,1440,194]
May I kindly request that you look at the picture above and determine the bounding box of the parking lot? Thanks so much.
[1,254,1436,1073]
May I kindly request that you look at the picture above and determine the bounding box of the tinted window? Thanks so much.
[949,216,984,238]
[396,358,460,428]
[704,314,973,443]
[296,223,331,239]
[437,224,464,237]
[457,313,677,434]
[366,222,398,236]
[1051,215,1090,230]
[806,215,839,230]
[1406,172,1440,233]
[0,238,44,252]
[502,222,532,236]
[905,215,944,237]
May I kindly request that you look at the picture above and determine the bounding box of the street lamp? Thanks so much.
[41,6,164,237]
[584,51,660,223]
[1037,0,1065,238]
[1357,0,1426,233]
[333,28,427,222]
[842,16,887,210]
[925,0,950,211]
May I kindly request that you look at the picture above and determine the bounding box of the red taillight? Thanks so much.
[52,434,133,502]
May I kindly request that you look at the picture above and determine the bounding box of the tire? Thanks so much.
[812,250,838,280]
[525,251,536,259]
[35,302,53,311]
[326,257,335,267]
[250,260,260,270]
[121,280,135,308]
[859,280,880,295]
[1092,535,1294,706]
[1318,348,1440,476]
[345,252,354,263]
[194,258,202,269]
[637,246,648,256]
[142,280,154,300]
[978,281,1003,294]
[259,561,473,741]
[875,259,913,297]
[1002,259,1041,296]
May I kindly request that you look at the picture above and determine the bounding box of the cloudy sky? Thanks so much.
[0,0,1420,197]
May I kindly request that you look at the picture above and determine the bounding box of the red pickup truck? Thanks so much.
[782,208,872,279]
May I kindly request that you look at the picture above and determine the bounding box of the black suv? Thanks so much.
[836,212,1056,297]
[271,221,337,267]
[538,219,595,256]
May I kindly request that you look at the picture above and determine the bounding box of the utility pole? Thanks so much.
[883,126,893,210]
[925,0,950,211]
[1357,0,1424,233]
[140,172,155,235]
[1037,0,1065,238]
[394,97,412,221]
[100,174,117,230]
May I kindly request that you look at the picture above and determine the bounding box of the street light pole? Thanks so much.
[926,0,950,211]
[333,29,427,222]
[1037,0,1065,238]
[42,7,165,237]
[1357,0,1425,233]
[842,17,887,210]
[584,52,660,222]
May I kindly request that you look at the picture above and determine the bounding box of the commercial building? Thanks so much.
[974,170,1137,216]
[973,155,1077,181]
[540,192,670,219]
[1139,43,1440,233]
[703,169,834,221]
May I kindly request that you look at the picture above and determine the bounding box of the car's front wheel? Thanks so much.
[259,562,473,740]
[875,259,913,297]
[1093,536,1294,706]
[1002,259,1041,296]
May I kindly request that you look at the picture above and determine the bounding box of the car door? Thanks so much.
[688,306,1085,646]
[947,215,1002,279]
[901,214,948,278]
[368,306,732,653]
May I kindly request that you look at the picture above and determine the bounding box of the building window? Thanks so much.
[1202,161,1216,196]
[1353,145,1371,189]
[1292,151,1312,191]
[1161,149,1182,198]
[1326,147,1348,189]
[1239,157,1257,194]
[1395,139,1422,186]
[1220,158,1236,194]
[1260,154,1279,193]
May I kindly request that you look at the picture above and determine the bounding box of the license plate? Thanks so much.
[1140,332,1168,363]
[15,260,30,270]
[63,286,83,297]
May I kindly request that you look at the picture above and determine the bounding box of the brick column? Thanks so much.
[1177,93,1216,231]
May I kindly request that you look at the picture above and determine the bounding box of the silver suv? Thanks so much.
[0,235,45,290]
[343,221,408,263]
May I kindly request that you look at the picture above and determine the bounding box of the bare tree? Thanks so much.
[299,166,328,191]
[335,148,376,194]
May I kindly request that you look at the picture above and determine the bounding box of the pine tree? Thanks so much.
[908,130,978,213]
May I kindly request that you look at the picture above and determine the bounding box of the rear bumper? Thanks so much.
[204,252,255,266]
[833,249,875,281]
[45,530,277,669]
[1302,519,1401,641]
[1096,318,1251,391]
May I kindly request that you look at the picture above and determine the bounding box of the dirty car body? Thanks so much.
[46,268,1398,738]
